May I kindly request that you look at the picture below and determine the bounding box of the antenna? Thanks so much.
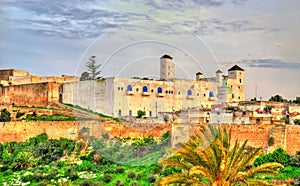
[255,85,257,99]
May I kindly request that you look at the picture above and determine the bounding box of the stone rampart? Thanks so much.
[0,121,299,155]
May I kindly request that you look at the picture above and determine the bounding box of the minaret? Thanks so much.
[160,54,174,81]
[216,70,223,86]
[196,72,203,80]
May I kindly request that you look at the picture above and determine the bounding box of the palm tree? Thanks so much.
[156,125,283,186]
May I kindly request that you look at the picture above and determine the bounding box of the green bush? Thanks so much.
[115,166,125,173]
[0,108,11,122]
[148,174,156,183]
[254,147,290,166]
[16,111,25,118]
[136,173,142,180]
[137,110,146,118]
[65,167,79,181]
[130,181,140,186]
[34,169,43,182]
[80,180,103,186]
[114,180,124,186]
[47,166,58,179]
[21,172,34,182]
[290,151,300,167]
[294,119,300,125]
[127,171,136,179]
[103,174,112,183]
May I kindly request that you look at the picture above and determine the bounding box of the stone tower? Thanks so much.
[160,54,174,81]
[216,69,223,86]
[227,65,245,101]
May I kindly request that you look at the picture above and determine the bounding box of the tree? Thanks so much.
[269,95,286,102]
[137,110,146,118]
[81,56,101,80]
[294,119,300,125]
[0,108,11,122]
[11,151,36,170]
[156,126,283,186]
[80,72,90,81]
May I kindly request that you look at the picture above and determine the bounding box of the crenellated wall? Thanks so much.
[0,121,299,155]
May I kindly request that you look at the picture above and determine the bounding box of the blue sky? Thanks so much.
[0,0,299,100]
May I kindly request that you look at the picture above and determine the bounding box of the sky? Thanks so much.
[0,0,299,100]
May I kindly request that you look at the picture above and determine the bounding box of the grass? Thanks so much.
[13,105,58,110]
[64,103,121,122]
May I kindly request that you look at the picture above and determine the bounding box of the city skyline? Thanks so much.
[0,0,299,100]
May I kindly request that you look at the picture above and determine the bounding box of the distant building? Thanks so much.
[63,55,245,117]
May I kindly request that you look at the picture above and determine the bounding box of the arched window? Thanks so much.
[149,111,152,117]
[118,109,121,116]
[209,91,214,97]
[157,87,162,93]
[143,86,148,92]
[127,85,132,91]
[129,110,132,116]
[187,90,192,96]
[232,93,235,98]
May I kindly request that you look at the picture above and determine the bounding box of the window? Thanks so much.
[178,91,181,95]
[239,79,242,83]
[127,85,132,91]
[187,90,192,96]
[143,86,148,92]
[136,88,139,92]
[197,93,199,96]
[209,91,214,97]
[118,109,122,116]
[118,87,120,90]
[157,87,162,93]
[151,89,154,93]
[238,96,241,99]
[129,110,132,116]
[204,94,206,97]
[238,86,240,89]
[165,90,168,94]
[232,93,234,98]
[121,87,123,91]
[149,111,152,117]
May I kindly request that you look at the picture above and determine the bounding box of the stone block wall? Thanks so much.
[0,121,300,155]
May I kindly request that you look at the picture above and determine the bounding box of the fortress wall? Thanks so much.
[0,82,60,106]
[286,125,300,155]
[0,121,299,155]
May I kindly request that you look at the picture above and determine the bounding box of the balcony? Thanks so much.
[156,93,165,97]
[209,97,215,101]
[142,92,150,96]
[126,91,134,95]
[187,95,195,99]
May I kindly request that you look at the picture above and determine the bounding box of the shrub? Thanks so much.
[21,172,34,182]
[103,174,112,183]
[163,115,169,123]
[34,169,43,182]
[114,180,124,186]
[65,167,79,181]
[294,119,300,125]
[130,181,140,186]
[47,166,58,179]
[148,174,156,183]
[80,180,103,186]
[115,166,125,173]
[290,151,300,167]
[0,108,11,122]
[16,111,25,118]
[254,147,290,166]
[137,110,146,118]
[127,171,136,179]
[136,173,142,180]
